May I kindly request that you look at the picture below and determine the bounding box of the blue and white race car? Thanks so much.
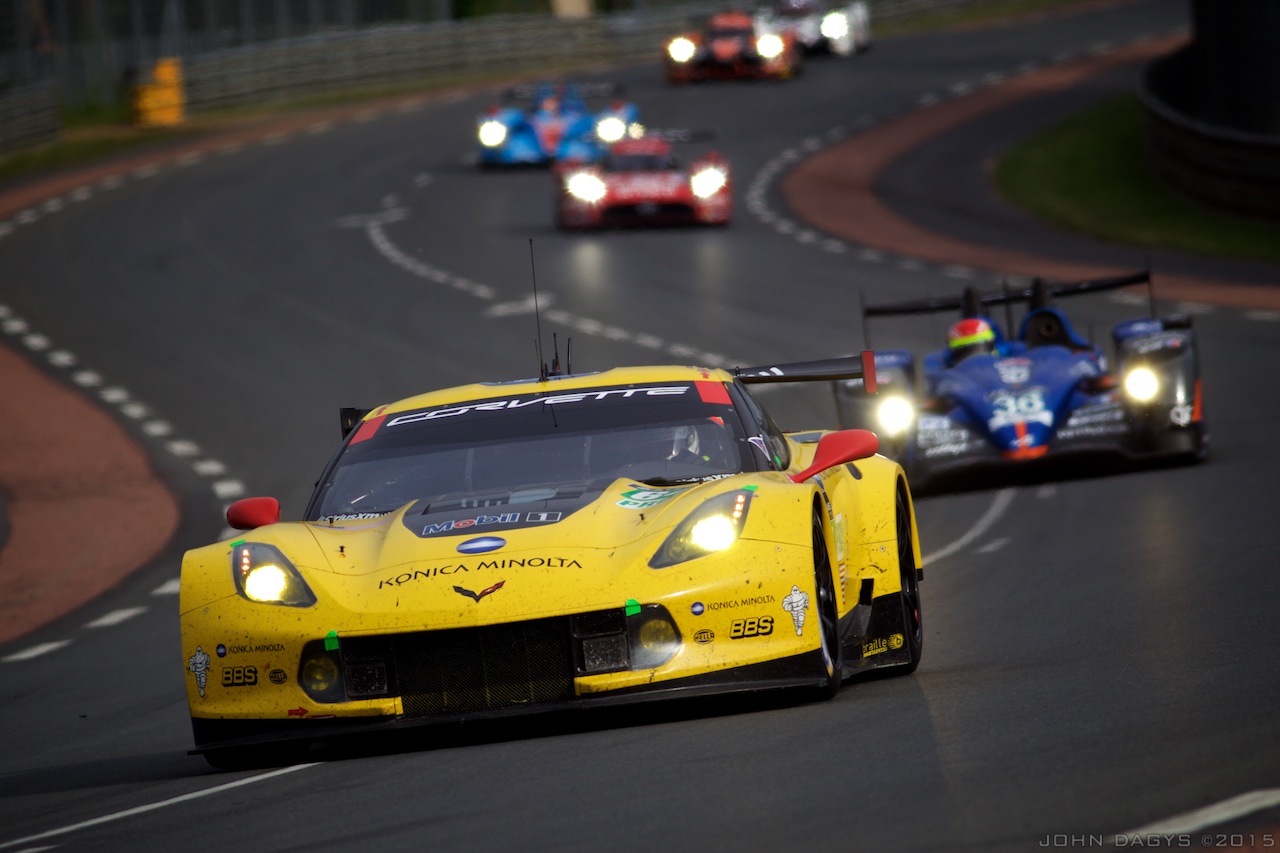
[833,272,1208,491]
[475,82,641,167]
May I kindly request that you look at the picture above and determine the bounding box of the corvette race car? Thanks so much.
[476,82,640,167]
[754,0,871,56]
[181,353,923,766]
[664,9,803,84]
[833,271,1208,492]
[556,131,732,229]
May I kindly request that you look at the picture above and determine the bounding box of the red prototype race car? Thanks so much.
[664,10,802,83]
[556,133,732,229]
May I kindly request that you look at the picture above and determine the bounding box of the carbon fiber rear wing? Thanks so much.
[859,270,1154,348]
[863,271,1150,317]
[734,352,878,394]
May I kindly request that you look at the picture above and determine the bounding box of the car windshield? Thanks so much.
[308,381,753,519]
[603,153,679,172]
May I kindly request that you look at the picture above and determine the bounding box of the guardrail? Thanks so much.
[0,0,1016,157]
[1140,46,1280,218]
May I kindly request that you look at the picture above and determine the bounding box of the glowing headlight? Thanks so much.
[1124,366,1160,402]
[231,542,316,606]
[566,172,608,203]
[876,395,915,436]
[668,37,696,63]
[757,33,785,59]
[690,166,728,198]
[650,490,752,568]
[627,122,646,140]
[478,120,507,148]
[596,116,626,143]
[820,12,849,39]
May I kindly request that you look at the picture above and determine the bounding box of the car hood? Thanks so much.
[221,475,793,624]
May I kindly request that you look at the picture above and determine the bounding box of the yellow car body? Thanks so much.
[180,359,922,765]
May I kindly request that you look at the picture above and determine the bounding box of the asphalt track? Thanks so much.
[2,1,1279,850]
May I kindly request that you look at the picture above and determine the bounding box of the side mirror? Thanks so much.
[227,497,281,531]
[789,429,879,483]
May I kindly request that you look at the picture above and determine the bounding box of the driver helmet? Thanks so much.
[948,317,997,362]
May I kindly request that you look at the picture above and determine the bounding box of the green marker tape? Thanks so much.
[324,630,339,651]
[743,485,758,492]
[230,539,245,548]
[624,599,642,617]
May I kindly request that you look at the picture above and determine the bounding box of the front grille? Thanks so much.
[393,618,574,717]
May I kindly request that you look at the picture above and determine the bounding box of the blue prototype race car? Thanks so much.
[476,82,641,167]
[833,271,1208,491]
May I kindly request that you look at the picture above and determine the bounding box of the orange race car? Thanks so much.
[664,10,803,84]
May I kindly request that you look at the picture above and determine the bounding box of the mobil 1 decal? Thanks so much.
[410,509,570,538]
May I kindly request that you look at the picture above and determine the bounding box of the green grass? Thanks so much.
[995,93,1280,265]
[875,0,1108,37]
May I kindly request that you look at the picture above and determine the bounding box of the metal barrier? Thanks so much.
[0,81,58,154]
[1140,46,1280,219]
[0,0,1001,157]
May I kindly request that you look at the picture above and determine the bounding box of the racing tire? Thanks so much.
[890,487,923,674]
[812,509,843,698]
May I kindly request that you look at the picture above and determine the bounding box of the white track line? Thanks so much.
[0,764,319,850]
[1118,788,1280,839]
[922,488,1017,565]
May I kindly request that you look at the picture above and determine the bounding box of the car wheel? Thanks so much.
[891,488,923,673]
[812,510,842,697]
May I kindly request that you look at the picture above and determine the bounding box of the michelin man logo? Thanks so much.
[781,585,809,636]
[188,646,211,698]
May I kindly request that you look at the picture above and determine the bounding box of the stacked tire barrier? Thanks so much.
[1139,5,1280,219]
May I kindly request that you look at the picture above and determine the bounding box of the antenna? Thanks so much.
[530,239,548,382]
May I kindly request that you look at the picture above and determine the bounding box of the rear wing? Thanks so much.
[859,270,1154,347]
[734,352,878,394]
[640,128,718,143]
[504,82,625,102]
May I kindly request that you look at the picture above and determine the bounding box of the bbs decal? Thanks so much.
[222,666,258,687]
[730,616,773,639]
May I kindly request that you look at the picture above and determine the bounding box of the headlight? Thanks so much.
[566,172,608,203]
[231,542,316,606]
[478,120,507,148]
[668,37,696,63]
[596,116,626,143]
[650,490,753,568]
[820,11,848,39]
[690,166,728,198]
[627,122,646,139]
[757,33,785,59]
[1124,366,1160,402]
[876,396,915,436]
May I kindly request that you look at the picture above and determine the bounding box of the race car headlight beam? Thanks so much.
[877,395,915,437]
[596,116,626,143]
[1124,366,1160,402]
[756,33,785,59]
[231,542,316,607]
[690,166,728,199]
[668,37,696,63]
[566,172,608,203]
[478,120,507,148]
[649,490,752,568]
[820,11,849,39]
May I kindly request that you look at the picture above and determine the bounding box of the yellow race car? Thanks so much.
[180,354,923,767]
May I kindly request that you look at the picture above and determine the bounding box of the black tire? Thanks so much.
[812,510,842,697]
[891,488,923,674]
